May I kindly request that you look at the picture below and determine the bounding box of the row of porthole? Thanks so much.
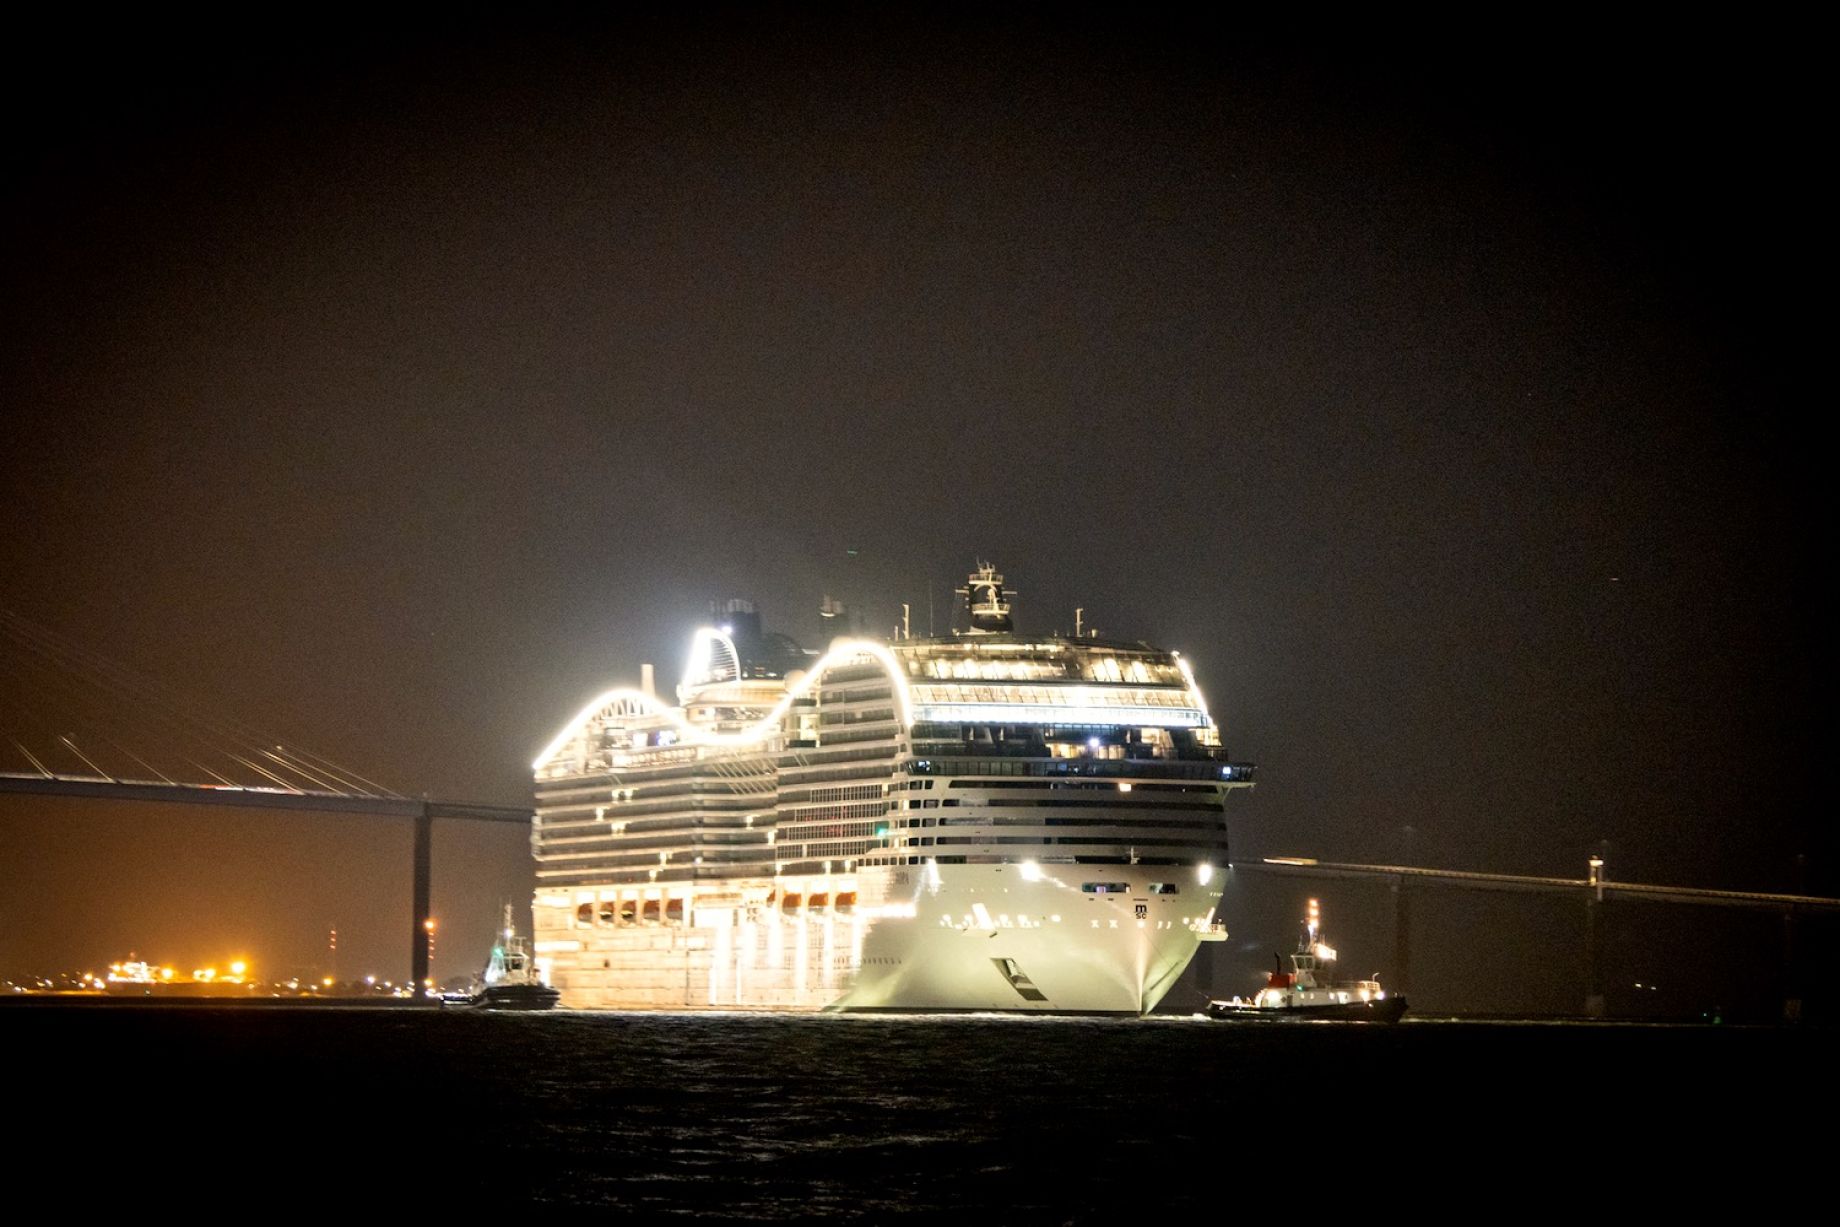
[573,892,865,927]
[763,890,859,915]
[575,900,683,926]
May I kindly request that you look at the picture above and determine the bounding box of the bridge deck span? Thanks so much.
[0,773,530,823]
[2,773,531,993]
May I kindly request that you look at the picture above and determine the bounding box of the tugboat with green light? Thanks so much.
[1205,897,1406,1022]
[446,905,561,1011]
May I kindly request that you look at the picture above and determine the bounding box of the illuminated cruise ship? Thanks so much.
[530,565,1254,1013]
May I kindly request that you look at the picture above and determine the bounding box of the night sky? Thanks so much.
[0,15,1821,1001]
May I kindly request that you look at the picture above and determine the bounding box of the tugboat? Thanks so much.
[1206,898,1407,1022]
[444,905,561,1010]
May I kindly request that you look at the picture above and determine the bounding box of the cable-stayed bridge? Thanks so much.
[0,608,528,992]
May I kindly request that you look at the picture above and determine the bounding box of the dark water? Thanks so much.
[7,1005,1826,1213]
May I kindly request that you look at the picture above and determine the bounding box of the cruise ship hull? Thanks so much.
[535,864,1223,1015]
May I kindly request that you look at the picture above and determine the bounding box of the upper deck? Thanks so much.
[534,630,1227,782]
[890,634,1209,729]
[530,569,1252,888]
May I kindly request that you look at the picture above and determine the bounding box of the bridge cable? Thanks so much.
[0,608,401,797]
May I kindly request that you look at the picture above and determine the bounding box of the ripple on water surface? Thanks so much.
[4,1005,1817,1215]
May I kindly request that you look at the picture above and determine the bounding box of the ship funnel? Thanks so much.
[957,563,1014,633]
[641,663,656,698]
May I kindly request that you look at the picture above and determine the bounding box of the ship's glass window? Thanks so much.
[1147,883,1179,895]
[1082,882,1131,894]
[576,903,593,926]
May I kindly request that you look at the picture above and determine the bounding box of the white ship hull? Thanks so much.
[535,862,1224,1014]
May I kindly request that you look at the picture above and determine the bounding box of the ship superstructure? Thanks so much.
[530,567,1254,1013]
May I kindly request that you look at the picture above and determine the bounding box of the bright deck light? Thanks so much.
[533,638,916,769]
